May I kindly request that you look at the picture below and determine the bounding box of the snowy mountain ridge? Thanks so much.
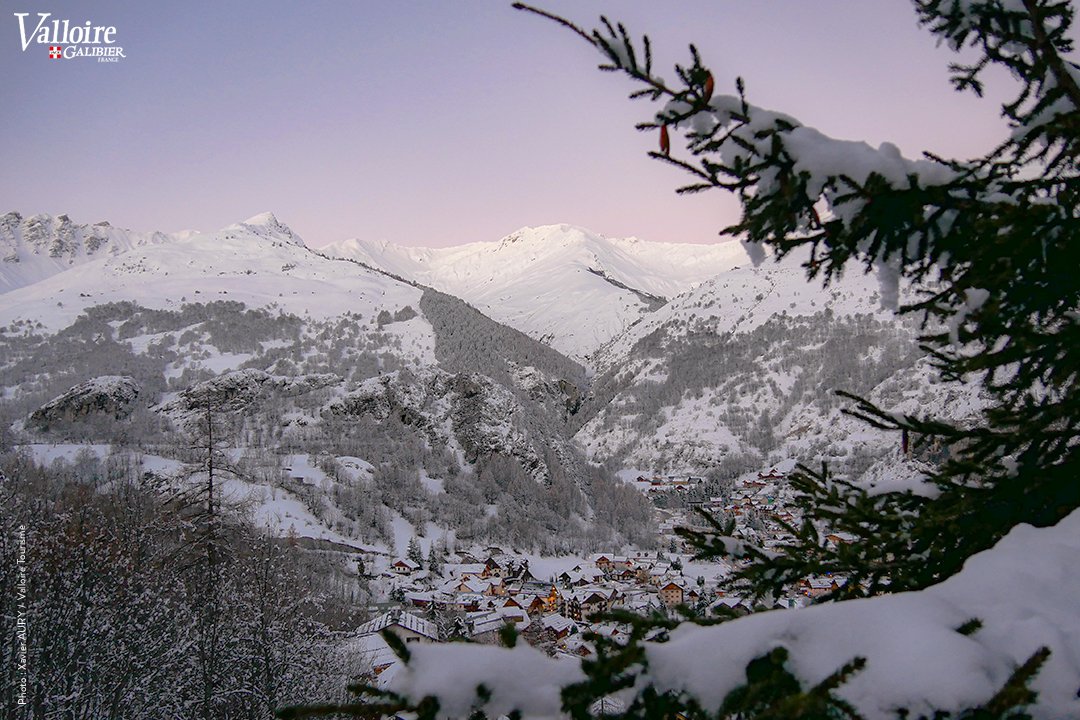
[0,211,309,299]
[221,211,307,248]
[0,211,179,294]
[324,224,749,364]
[572,249,988,482]
[0,212,430,338]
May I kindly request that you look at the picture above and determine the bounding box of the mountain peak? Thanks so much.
[241,211,281,227]
[226,212,305,247]
[499,224,598,246]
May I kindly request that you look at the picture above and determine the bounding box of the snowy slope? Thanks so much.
[0,211,177,293]
[575,250,988,479]
[324,224,748,364]
[591,249,887,370]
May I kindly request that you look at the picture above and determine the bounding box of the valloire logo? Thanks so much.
[14,12,126,62]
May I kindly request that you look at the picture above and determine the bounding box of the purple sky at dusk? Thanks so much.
[1,1,1018,248]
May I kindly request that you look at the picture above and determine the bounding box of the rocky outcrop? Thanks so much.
[327,369,548,481]
[163,369,339,418]
[29,376,140,430]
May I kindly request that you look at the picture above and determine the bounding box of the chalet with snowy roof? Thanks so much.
[405,591,435,608]
[648,564,674,585]
[825,532,858,548]
[520,583,561,613]
[561,634,594,658]
[541,613,579,640]
[390,558,420,575]
[559,567,605,587]
[709,596,754,615]
[467,610,508,644]
[446,593,483,612]
[450,563,488,580]
[518,578,558,596]
[518,594,545,615]
[347,632,399,689]
[590,622,625,641]
[510,561,542,583]
[356,609,438,644]
[498,604,530,628]
[619,589,663,614]
[455,577,505,597]
[800,576,844,598]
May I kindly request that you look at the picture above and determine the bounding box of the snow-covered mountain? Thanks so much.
[0,211,428,337]
[572,250,987,480]
[323,224,748,364]
[0,211,651,553]
[0,211,177,293]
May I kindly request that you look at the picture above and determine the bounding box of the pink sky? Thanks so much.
[1,1,1019,248]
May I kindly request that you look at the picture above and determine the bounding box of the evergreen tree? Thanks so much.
[426,543,443,576]
[406,536,424,569]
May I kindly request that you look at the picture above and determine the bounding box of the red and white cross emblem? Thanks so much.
[49,46,62,59]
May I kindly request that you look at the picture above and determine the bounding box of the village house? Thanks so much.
[800,576,843,598]
[467,610,509,644]
[561,633,594,658]
[449,563,488,580]
[659,580,685,608]
[562,588,614,622]
[483,556,504,578]
[541,613,578,640]
[356,609,439,644]
[825,532,858,548]
[348,632,400,690]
